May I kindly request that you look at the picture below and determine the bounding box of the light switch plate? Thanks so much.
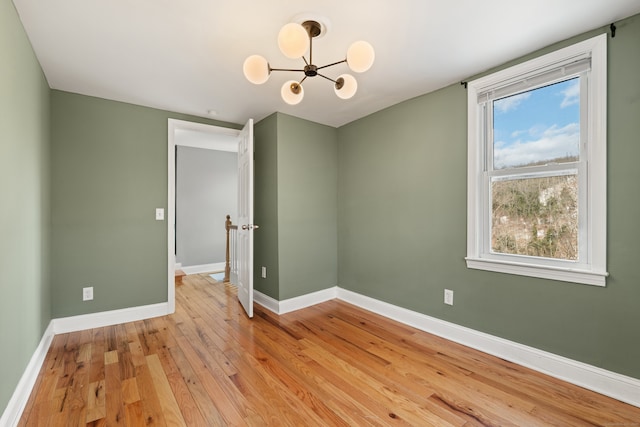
[155,208,164,220]
[444,289,454,306]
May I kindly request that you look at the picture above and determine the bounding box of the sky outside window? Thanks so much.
[492,78,580,170]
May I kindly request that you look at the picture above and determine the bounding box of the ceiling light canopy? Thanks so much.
[243,18,375,105]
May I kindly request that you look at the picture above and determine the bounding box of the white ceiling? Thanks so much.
[13,0,640,128]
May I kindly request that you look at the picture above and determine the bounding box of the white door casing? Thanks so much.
[236,119,255,318]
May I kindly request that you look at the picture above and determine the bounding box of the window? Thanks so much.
[466,34,607,286]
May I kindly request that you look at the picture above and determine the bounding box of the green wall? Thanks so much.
[277,114,338,299]
[337,15,640,379]
[254,114,280,298]
[0,0,51,414]
[50,91,238,317]
[254,113,338,300]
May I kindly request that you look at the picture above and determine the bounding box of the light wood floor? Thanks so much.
[18,274,640,426]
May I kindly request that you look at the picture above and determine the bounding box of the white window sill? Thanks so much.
[465,257,608,287]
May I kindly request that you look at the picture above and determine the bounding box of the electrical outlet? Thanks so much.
[261,266,267,279]
[83,286,94,301]
[444,289,454,306]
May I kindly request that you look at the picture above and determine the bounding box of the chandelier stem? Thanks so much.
[317,73,338,84]
[317,59,347,71]
[269,67,305,73]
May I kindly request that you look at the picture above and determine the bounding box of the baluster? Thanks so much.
[224,214,231,283]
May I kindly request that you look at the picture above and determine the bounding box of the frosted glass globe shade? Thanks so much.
[243,55,270,84]
[278,23,309,59]
[347,41,375,73]
[281,80,304,105]
[334,74,357,99]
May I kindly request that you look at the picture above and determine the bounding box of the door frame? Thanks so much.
[167,119,240,312]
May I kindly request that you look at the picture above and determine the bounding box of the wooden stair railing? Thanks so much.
[224,214,238,283]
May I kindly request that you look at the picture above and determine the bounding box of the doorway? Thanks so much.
[167,119,240,313]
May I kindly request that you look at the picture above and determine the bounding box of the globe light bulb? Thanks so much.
[281,80,304,105]
[347,41,375,73]
[334,74,357,99]
[278,23,309,59]
[243,55,270,84]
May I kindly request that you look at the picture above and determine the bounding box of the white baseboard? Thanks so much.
[0,322,55,427]
[255,287,338,315]
[52,302,171,334]
[336,287,640,408]
[180,262,225,275]
[254,290,279,313]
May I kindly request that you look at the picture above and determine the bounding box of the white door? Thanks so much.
[236,119,255,318]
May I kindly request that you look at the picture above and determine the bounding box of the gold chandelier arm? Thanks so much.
[316,59,347,71]
[316,73,338,84]
[269,67,306,73]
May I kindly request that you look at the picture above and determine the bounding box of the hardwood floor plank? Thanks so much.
[172,335,247,426]
[123,400,145,426]
[133,362,168,426]
[121,377,140,405]
[104,356,125,425]
[124,322,147,367]
[18,274,640,426]
[166,342,227,426]
[85,380,105,423]
[146,354,187,427]
[88,328,106,384]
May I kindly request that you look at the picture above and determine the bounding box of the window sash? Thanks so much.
[487,169,580,261]
[479,69,589,266]
[477,56,590,103]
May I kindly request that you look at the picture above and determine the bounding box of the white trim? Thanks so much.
[253,290,280,313]
[465,257,607,287]
[168,120,177,314]
[336,287,640,408]
[0,322,55,427]
[255,287,338,315]
[466,33,608,286]
[52,303,170,334]
[180,262,225,275]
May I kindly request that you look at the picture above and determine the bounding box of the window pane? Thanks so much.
[491,174,578,260]
[493,78,580,170]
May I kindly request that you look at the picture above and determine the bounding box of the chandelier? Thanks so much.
[243,19,375,105]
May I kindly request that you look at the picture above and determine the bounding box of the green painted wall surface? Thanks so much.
[254,114,280,298]
[0,0,51,414]
[50,90,237,317]
[277,113,338,299]
[338,15,640,379]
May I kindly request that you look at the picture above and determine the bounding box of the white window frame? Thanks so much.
[466,34,608,286]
